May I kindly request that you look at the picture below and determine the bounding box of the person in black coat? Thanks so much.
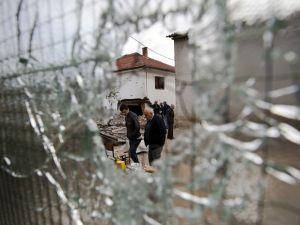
[161,101,169,117]
[143,107,166,165]
[152,100,161,115]
[120,104,141,163]
[166,104,175,139]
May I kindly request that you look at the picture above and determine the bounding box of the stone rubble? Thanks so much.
[97,114,147,143]
[97,113,154,173]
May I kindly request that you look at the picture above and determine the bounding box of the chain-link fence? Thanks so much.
[0,1,127,224]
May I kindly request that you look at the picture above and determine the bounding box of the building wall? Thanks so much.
[231,17,300,225]
[229,24,300,118]
[103,70,146,111]
[171,15,300,225]
[116,69,147,100]
[112,68,175,106]
[229,17,300,118]
[145,69,176,105]
[233,16,300,106]
[173,37,195,120]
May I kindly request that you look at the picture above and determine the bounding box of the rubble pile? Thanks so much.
[107,114,126,126]
[97,114,147,144]
[97,114,127,143]
[98,113,155,173]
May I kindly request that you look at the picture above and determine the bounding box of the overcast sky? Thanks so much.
[122,22,175,66]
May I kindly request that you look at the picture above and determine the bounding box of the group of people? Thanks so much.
[119,101,175,165]
[152,101,175,140]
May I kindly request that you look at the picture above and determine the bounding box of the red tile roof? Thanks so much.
[115,53,175,73]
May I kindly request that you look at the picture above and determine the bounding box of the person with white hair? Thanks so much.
[143,106,166,165]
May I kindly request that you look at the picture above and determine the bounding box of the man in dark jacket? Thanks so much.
[143,107,166,165]
[120,104,141,163]
[152,100,161,115]
[166,104,175,139]
[161,101,169,117]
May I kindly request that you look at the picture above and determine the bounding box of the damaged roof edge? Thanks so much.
[166,32,189,40]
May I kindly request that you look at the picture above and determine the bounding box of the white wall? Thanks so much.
[116,70,147,100]
[145,69,176,105]
[114,68,176,106]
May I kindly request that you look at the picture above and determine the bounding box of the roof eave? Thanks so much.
[113,65,146,73]
[114,65,175,74]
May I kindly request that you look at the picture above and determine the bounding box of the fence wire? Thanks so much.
[0,0,127,224]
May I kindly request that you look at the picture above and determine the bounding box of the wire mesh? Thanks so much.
[0,0,117,224]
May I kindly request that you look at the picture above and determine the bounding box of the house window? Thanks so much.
[155,76,165,90]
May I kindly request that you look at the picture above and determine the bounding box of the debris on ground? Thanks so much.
[97,114,147,144]
[97,114,148,162]
[97,114,127,144]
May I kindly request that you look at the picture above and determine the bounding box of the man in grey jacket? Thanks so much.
[120,104,141,163]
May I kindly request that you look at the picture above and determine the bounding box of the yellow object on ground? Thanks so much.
[116,160,126,171]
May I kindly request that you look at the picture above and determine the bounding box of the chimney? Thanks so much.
[142,47,148,57]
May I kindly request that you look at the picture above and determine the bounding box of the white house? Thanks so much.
[111,47,175,114]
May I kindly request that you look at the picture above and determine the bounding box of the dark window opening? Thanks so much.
[118,98,151,116]
[155,76,165,90]
[128,105,143,116]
